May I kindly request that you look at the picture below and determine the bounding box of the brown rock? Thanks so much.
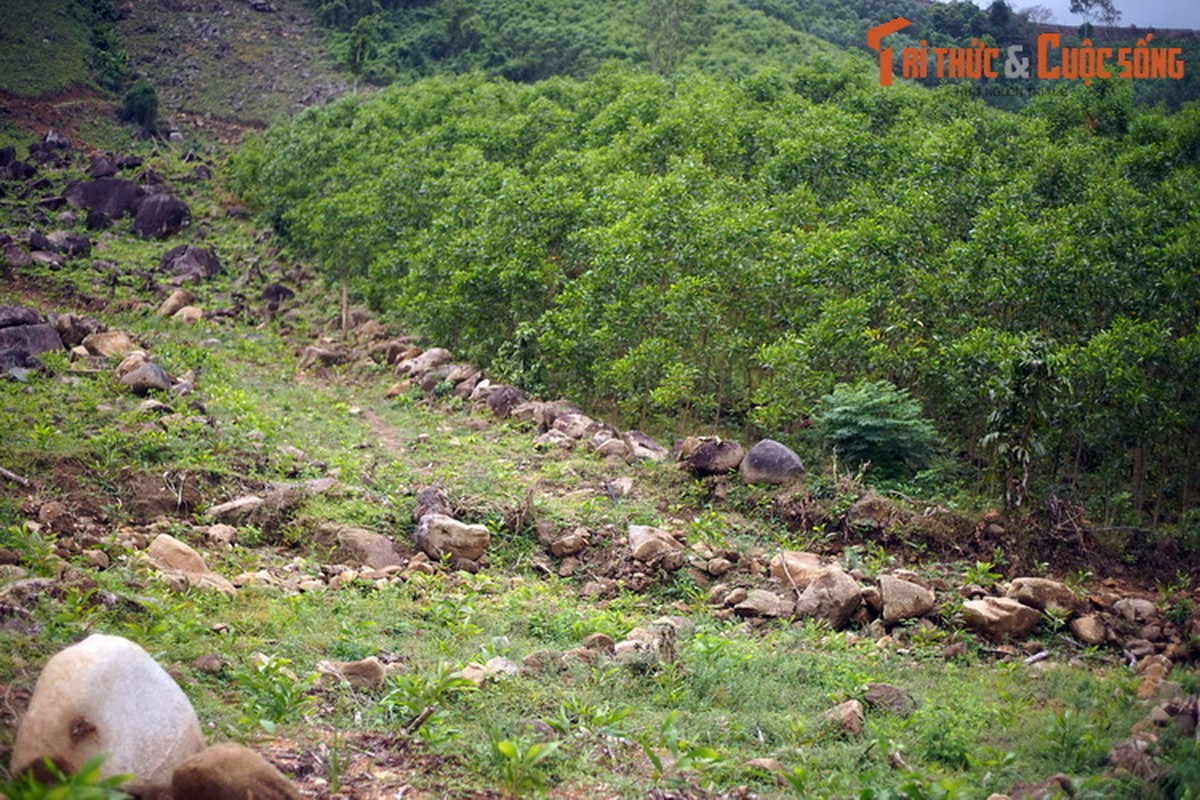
[880,575,936,624]
[863,683,916,716]
[173,305,204,324]
[171,743,300,800]
[1069,615,1107,645]
[158,289,194,317]
[962,597,1041,641]
[679,437,745,477]
[793,567,862,629]
[819,699,864,737]
[769,551,824,590]
[628,525,684,564]
[316,656,388,690]
[1007,577,1078,616]
[82,330,134,357]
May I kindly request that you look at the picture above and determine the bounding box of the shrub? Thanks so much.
[815,380,937,477]
[119,80,158,132]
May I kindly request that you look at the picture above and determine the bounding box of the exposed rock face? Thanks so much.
[135,194,191,239]
[769,551,825,590]
[793,567,862,629]
[962,597,1041,641]
[171,743,301,800]
[679,437,745,477]
[12,634,206,796]
[880,574,936,624]
[159,245,221,281]
[413,513,490,563]
[739,439,804,484]
[1007,577,1078,616]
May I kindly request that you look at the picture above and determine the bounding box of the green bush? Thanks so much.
[119,80,158,132]
[815,380,937,477]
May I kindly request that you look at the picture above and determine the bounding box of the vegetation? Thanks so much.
[231,66,1200,531]
[118,80,158,134]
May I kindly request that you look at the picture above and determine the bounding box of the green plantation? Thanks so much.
[231,65,1200,535]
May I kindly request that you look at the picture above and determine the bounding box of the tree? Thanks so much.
[1069,0,1120,25]
[643,0,712,74]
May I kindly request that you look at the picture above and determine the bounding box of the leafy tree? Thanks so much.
[1068,0,1120,25]
[644,0,713,74]
[119,80,158,132]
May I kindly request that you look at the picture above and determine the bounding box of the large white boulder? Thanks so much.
[12,634,205,795]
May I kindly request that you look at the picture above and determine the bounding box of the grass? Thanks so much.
[0,145,1196,799]
[0,0,93,98]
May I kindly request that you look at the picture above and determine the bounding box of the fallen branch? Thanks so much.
[0,467,31,488]
[402,704,437,735]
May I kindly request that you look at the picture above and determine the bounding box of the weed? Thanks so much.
[0,754,132,800]
[488,734,560,798]
[638,711,727,788]
[374,663,476,748]
[963,561,1002,588]
[233,655,317,733]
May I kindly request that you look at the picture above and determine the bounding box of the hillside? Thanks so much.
[1,0,1200,797]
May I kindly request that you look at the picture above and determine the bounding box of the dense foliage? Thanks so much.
[232,65,1200,529]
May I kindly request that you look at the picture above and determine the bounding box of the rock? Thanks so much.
[962,597,1041,641]
[206,525,238,549]
[1007,578,1078,616]
[159,245,220,282]
[1115,597,1157,624]
[261,283,295,306]
[134,194,191,239]
[85,210,112,230]
[679,437,745,476]
[173,306,204,324]
[628,525,684,564]
[845,492,897,532]
[739,439,804,484]
[793,567,862,629]
[412,486,453,522]
[171,743,300,800]
[863,683,916,716]
[624,431,669,461]
[86,156,118,178]
[396,347,452,377]
[743,757,787,774]
[880,575,936,624]
[145,534,235,595]
[11,634,205,796]
[0,323,62,358]
[115,351,150,379]
[3,241,32,268]
[299,344,351,367]
[334,525,404,570]
[819,699,865,737]
[487,385,528,418]
[552,412,599,440]
[64,177,145,219]
[1069,615,1107,646]
[46,231,91,258]
[316,656,387,690]
[769,551,825,590]
[550,531,588,557]
[119,362,173,395]
[0,305,43,328]
[53,312,102,348]
[158,289,194,317]
[206,495,265,524]
[413,513,489,563]
[734,589,788,618]
[1007,774,1074,800]
[82,330,135,357]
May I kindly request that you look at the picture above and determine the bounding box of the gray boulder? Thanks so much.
[64,177,145,219]
[134,194,190,239]
[739,439,804,484]
[159,245,220,281]
[0,323,63,357]
[119,362,172,395]
[679,437,745,477]
[11,634,206,796]
[0,305,42,328]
